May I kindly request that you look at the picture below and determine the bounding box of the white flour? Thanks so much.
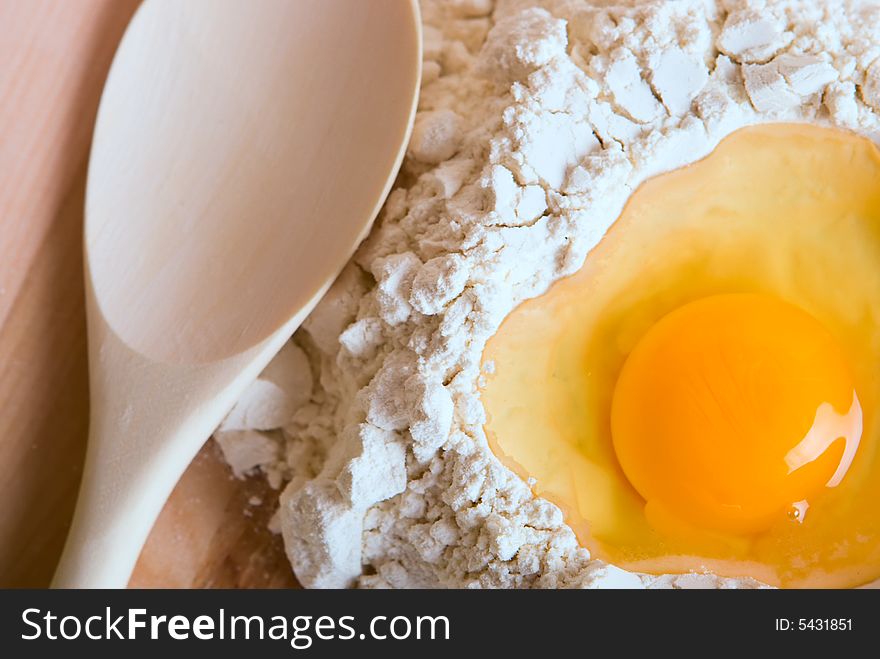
[216,0,880,588]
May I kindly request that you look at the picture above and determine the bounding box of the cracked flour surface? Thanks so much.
[214,0,880,588]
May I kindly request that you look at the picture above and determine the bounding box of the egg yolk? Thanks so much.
[611,294,862,536]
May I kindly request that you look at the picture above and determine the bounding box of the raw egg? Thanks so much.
[481,124,880,588]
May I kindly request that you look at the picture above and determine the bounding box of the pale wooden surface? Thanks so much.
[0,0,297,589]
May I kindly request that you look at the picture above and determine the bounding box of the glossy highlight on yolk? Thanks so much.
[610,294,862,536]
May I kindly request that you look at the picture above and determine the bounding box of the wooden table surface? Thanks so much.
[0,0,297,588]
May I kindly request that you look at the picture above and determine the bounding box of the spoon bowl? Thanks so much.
[53,0,420,587]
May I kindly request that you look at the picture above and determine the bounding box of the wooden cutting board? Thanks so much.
[0,0,297,588]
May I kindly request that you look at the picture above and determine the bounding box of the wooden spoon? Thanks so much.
[53,0,421,588]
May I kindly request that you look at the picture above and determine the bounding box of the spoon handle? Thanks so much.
[52,405,209,588]
[52,295,298,588]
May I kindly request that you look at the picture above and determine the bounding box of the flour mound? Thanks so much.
[217,0,880,589]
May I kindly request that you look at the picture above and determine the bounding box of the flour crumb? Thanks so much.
[409,110,465,165]
[220,342,311,432]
